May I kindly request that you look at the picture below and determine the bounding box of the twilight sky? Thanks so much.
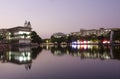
[0,0,120,38]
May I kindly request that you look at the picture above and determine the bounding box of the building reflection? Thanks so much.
[0,45,119,70]
[0,46,42,70]
[48,45,120,60]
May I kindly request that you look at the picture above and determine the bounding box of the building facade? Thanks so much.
[80,28,111,36]
[52,32,66,38]
[70,28,111,37]
[0,21,32,44]
[70,28,120,44]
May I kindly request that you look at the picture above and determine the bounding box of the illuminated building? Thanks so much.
[8,49,32,64]
[70,28,110,37]
[52,32,66,38]
[71,32,81,36]
[70,28,120,44]
[0,47,32,70]
[71,28,111,37]
[0,21,32,44]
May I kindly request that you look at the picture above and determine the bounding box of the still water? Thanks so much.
[0,45,120,79]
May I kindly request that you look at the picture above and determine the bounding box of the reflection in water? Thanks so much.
[43,45,120,60]
[0,45,120,79]
[0,46,42,70]
[0,45,120,71]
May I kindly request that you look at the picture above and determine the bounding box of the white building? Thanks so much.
[0,21,32,44]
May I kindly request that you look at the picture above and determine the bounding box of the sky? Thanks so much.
[0,0,120,38]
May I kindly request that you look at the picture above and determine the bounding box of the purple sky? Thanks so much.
[0,0,120,38]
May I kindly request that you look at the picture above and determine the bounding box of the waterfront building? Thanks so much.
[0,21,32,44]
[70,28,120,44]
[80,28,111,36]
[70,28,111,37]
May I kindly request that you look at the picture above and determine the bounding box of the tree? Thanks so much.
[0,35,3,41]
[30,31,42,44]
[10,33,14,38]
[51,32,67,44]
[90,34,97,42]
[23,33,27,39]
[51,35,66,44]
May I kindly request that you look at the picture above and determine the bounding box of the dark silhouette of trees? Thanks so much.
[51,33,67,44]
[0,35,4,41]
[113,30,120,42]
[31,46,42,59]
[30,31,42,44]
[51,36,66,44]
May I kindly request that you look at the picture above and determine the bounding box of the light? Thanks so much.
[18,31,30,34]
[19,57,23,62]
[83,41,87,44]
[83,45,87,49]
[79,40,89,44]
[19,56,31,62]
[27,52,31,56]
[87,41,91,43]
[9,32,11,35]
[72,41,77,45]
[77,45,80,49]
[27,57,31,60]
[72,45,77,49]
[103,40,110,44]
[107,41,110,44]
[77,40,80,44]
[46,40,48,43]
[105,56,110,59]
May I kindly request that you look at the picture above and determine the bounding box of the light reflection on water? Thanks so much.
[0,45,120,79]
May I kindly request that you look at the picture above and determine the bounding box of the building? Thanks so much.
[70,28,120,44]
[70,28,111,37]
[52,32,66,38]
[70,32,81,36]
[0,21,32,44]
[80,28,111,36]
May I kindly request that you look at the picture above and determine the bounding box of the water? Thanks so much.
[0,45,120,79]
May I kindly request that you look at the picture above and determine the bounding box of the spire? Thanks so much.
[27,21,31,28]
[24,20,28,27]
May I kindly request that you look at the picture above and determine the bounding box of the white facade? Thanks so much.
[0,21,32,44]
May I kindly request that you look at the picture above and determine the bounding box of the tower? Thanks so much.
[24,20,28,27]
[24,20,31,28]
[27,21,31,28]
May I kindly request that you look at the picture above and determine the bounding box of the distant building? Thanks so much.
[70,28,120,37]
[70,28,120,44]
[52,32,66,38]
[80,28,111,36]
[0,21,32,44]
[70,32,81,36]
[70,28,110,36]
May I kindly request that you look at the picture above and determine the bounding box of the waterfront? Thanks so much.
[0,45,120,79]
